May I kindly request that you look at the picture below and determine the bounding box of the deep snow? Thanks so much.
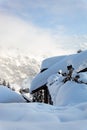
[0,103,87,130]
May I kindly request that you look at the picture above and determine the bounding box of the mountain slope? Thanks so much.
[0,53,40,86]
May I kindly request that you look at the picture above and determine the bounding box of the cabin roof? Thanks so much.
[41,55,66,71]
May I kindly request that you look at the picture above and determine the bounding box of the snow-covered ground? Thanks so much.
[0,102,87,130]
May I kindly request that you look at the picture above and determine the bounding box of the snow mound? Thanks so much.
[55,81,87,106]
[0,85,26,103]
[47,72,87,106]
[78,72,87,83]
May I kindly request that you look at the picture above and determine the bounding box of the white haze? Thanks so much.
[0,13,61,58]
[0,12,87,59]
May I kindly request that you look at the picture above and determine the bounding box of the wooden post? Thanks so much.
[44,86,48,104]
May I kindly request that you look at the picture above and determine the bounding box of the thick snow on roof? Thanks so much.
[0,85,26,103]
[30,50,87,93]
[41,55,66,70]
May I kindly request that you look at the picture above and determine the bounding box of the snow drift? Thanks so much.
[0,85,25,103]
[0,103,87,130]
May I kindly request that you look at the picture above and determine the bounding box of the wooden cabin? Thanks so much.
[32,84,53,105]
[31,68,87,105]
[30,66,53,105]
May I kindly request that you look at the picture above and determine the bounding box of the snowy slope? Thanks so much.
[0,51,40,86]
[30,50,87,93]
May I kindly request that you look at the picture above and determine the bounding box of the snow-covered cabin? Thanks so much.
[30,50,87,105]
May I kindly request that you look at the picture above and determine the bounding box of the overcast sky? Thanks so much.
[0,0,87,57]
